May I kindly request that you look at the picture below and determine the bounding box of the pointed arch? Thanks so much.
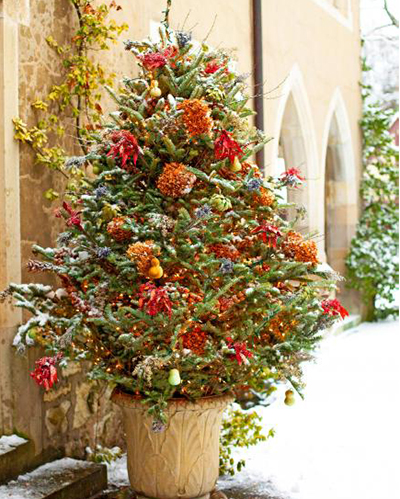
[271,64,318,232]
[322,88,357,274]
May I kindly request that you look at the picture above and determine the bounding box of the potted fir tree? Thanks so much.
[1,23,348,499]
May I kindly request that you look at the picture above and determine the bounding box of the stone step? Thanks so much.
[91,486,135,498]
[0,457,107,499]
[0,434,32,484]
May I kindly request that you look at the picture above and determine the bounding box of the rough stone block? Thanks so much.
[43,383,71,403]
[73,382,93,429]
[45,401,71,437]
[61,361,82,377]
[0,458,107,498]
[0,434,32,484]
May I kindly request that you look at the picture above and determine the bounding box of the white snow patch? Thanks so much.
[107,455,130,488]
[0,435,27,455]
[219,319,400,499]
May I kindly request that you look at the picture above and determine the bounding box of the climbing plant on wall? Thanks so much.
[346,58,399,321]
[12,0,127,200]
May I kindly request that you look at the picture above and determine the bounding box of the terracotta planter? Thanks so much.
[111,388,233,499]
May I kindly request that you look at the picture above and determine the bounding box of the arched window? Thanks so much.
[278,93,309,231]
[272,65,318,235]
[322,90,357,275]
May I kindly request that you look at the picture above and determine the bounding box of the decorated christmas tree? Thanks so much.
[1,25,347,426]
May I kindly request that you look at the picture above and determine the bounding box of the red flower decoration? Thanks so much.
[214,130,244,164]
[251,223,283,247]
[226,337,253,365]
[30,353,63,391]
[138,46,178,70]
[62,202,83,231]
[321,299,349,319]
[107,130,141,169]
[163,45,178,60]
[139,283,172,318]
[281,168,305,187]
[205,60,222,74]
[140,52,167,70]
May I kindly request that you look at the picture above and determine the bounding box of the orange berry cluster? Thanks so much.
[218,291,246,313]
[282,231,319,264]
[157,162,196,198]
[177,99,213,137]
[207,243,240,261]
[181,324,208,355]
[178,287,204,306]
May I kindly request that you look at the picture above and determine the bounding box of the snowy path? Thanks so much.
[218,319,400,499]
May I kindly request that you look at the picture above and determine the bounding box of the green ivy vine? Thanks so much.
[13,0,128,200]
[346,56,399,321]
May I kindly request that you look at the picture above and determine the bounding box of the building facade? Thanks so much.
[0,0,362,466]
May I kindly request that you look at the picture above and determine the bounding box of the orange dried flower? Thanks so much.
[107,216,132,242]
[282,231,319,264]
[177,99,213,137]
[157,162,196,198]
[181,324,208,355]
[126,241,156,275]
[254,187,275,207]
[207,243,240,261]
[236,236,256,252]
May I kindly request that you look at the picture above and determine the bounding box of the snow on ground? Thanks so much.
[107,456,130,488]
[219,319,400,499]
[108,320,400,499]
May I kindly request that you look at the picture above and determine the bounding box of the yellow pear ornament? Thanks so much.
[230,156,242,172]
[150,80,162,98]
[147,258,164,279]
[284,389,295,406]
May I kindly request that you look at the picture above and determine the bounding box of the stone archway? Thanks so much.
[322,89,357,275]
[273,65,318,234]
[278,93,309,230]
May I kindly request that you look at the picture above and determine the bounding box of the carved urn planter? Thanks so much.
[112,388,233,499]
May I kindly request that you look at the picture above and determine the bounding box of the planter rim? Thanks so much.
[111,386,234,411]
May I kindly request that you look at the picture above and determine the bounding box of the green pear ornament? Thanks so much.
[168,368,181,386]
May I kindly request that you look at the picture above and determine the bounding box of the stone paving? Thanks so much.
[95,485,282,499]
